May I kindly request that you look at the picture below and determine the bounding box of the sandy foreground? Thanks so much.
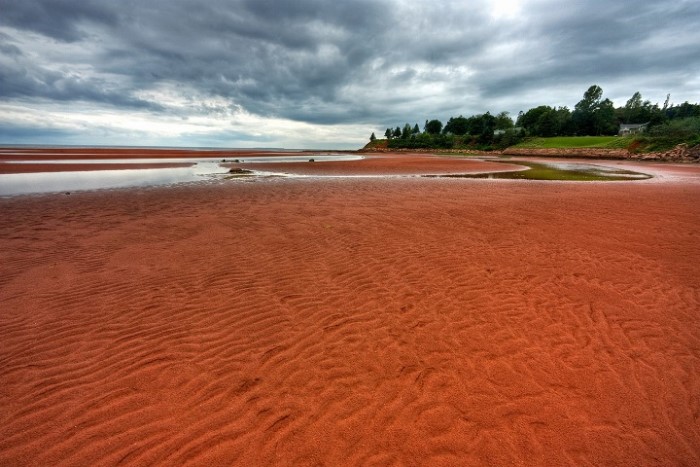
[1,152,699,465]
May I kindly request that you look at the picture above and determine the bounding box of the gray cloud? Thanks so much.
[0,58,163,110]
[0,0,698,147]
[0,0,118,42]
[476,0,700,106]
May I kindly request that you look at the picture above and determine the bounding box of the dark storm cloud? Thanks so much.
[0,0,118,42]
[477,0,700,106]
[1,0,484,123]
[0,57,163,110]
[0,0,699,145]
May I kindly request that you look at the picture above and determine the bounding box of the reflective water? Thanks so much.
[0,156,652,197]
[230,155,364,163]
[0,156,363,196]
[0,166,213,196]
[2,155,364,164]
[426,161,652,181]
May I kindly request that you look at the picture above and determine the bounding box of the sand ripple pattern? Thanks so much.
[1,178,700,466]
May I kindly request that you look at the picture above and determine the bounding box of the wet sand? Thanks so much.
[225,153,524,176]
[1,152,699,465]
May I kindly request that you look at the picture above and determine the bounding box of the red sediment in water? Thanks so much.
[1,154,699,465]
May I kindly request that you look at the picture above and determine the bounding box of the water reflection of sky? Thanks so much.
[0,166,215,196]
[0,155,364,196]
[1,155,364,164]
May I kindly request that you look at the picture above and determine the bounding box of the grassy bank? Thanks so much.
[362,134,698,159]
[513,136,633,149]
[364,135,633,151]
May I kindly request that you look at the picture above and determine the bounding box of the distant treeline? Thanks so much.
[370,85,700,150]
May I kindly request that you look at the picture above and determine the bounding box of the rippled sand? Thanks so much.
[1,152,699,465]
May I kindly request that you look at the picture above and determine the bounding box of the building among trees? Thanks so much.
[618,123,648,135]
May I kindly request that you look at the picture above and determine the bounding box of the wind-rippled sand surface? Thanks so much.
[1,162,699,465]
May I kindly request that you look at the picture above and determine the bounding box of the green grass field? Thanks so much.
[514,136,633,149]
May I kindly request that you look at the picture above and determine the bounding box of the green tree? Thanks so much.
[623,91,643,123]
[535,110,559,137]
[554,107,573,135]
[384,128,393,139]
[495,111,514,130]
[518,106,572,136]
[478,112,496,144]
[517,106,552,134]
[412,123,420,134]
[425,119,443,135]
[594,98,618,135]
[622,91,658,124]
[370,132,376,142]
[393,126,402,138]
[572,84,603,135]
[666,101,700,120]
[443,116,469,135]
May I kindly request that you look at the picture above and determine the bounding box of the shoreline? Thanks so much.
[360,144,700,163]
[1,148,699,198]
[3,144,699,167]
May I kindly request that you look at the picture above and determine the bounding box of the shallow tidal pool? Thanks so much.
[426,160,652,181]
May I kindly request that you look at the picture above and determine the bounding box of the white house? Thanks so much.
[494,127,524,136]
[619,122,649,135]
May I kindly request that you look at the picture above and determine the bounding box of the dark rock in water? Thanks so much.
[65,192,71,195]
[229,168,253,174]
[233,159,240,163]
[221,159,226,162]
[309,158,315,162]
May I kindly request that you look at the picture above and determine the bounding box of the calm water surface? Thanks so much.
[0,156,363,196]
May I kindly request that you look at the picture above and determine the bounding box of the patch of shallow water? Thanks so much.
[227,154,364,163]
[0,156,363,196]
[0,167,209,196]
[2,154,363,165]
[425,161,652,181]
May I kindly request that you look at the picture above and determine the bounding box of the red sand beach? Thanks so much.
[1,150,699,465]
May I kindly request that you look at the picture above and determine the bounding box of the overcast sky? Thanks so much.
[1,0,698,149]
